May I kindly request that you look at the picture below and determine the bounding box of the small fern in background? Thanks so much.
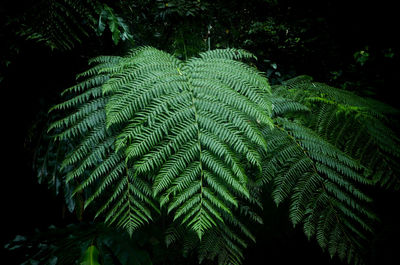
[37,48,399,265]
[17,0,133,50]
[17,0,98,50]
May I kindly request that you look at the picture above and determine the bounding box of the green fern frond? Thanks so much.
[270,95,310,117]
[261,117,376,264]
[275,76,400,190]
[50,47,272,242]
[198,48,257,61]
[98,47,272,239]
[49,54,158,234]
[18,0,98,50]
[165,199,262,265]
[259,76,400,263]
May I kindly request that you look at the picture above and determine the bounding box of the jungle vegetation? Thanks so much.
[1,1,399,265]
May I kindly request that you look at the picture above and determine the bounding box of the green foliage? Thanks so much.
[156,0,208,18]
[33,48,399,265]
[97,3,134,46]
[49,53,158,236]
[17,0,133,50]
[3,0,400,263]
[81,245,101,265]
[274,76,400,189]
[5,224,152,265]
[260,118,375,264]
[17,0,98,50]
[48,47,271,264]
[353,48,370,66]
[258,75,400,264]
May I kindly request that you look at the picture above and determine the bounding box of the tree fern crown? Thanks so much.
[50,47,273,240]
[104,47,273,239]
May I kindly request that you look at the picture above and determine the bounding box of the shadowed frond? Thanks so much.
[259,75,399,264]
[260,118,376,264]
[18,0,99,50]
[18,0,133,50]
[274,76,400,189]
[165,194,263,265]
[49,54,158,235]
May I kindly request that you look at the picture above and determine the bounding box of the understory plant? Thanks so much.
[9,47,400,265]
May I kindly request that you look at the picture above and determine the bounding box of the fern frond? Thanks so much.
[97,46,272,239]
[261,76,400,263]
[165,195,262,265]
[274,76,400,190]
[50,47,272,242]
[261,118,376,264]
[19,0,98,50]
[270,95,310,117]
[198,48,257,61]
[49,55,158,234]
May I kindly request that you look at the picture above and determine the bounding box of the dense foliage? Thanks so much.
[1,1,399,265]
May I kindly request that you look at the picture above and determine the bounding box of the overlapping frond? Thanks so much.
[103,47,273,239]
[259,76,400,264]
[165,222,249,265]
[49,54,157,235]
[50,47,272,244]
[276,76,400,189]
[260,117,376,264]
[47,47,394,265]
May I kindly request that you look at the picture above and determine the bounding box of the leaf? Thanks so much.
[97,11,107,35]
[49,47,270,265]
[81,245,101,265]
[112,29,121,45]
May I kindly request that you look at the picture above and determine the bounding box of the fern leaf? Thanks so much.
[98,47,272,238]
[262,118,376,264]
[49,55,158,234]
[50,47,272,242]
[274,76,400,190]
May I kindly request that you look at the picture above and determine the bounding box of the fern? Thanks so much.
[95,47,273,239]
[276,76,400,189]
[260,76,400,264]
[18,0,133,50]
[165,179,263,265]
[50,46,272,263]
[17,0,98,50]
[260,117,376,264]
[47,47,398,265]
[49,54,158,236]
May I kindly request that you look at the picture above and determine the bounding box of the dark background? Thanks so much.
[1,0,400,264]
